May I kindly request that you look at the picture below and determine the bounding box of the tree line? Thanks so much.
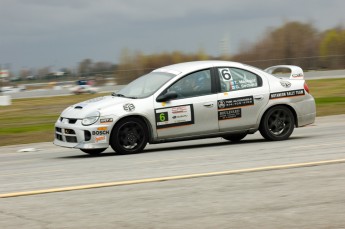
[6,21,344,85]
[115,21,345,84]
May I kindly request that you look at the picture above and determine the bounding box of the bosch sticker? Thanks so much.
[92,130,110,135]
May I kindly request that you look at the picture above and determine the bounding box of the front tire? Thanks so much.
[259,106,295,141]
[80,148,107,156]
[110,118,148,154]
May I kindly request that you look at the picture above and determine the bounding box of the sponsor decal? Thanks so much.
[97,127,108,131]
[280,81,291,88]
[95,136,106,143]
[217,96,254,109]
[172,114,188,119]
[291,73,303,78]
[92,130,110,135]
[270,89,305,99]
[100,118,113,123]
[229,80,240,90]
[172,106,188,113]
[218,108,241,120]
[155,104,194,129]
[123,103,135,112]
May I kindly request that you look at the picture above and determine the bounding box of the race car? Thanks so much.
[70,79,98,94]
[70,84,98,94]
[54,60,316,155]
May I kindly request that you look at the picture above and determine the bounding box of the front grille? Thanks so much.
[64,129,75,134]
[56,133,63,141]
[66,136,77,143]
[55,126,78,143]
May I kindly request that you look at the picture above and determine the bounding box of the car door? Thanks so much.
[216,67,269,131]
[154,69,219,139]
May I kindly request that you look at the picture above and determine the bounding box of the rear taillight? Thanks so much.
[304,82,310,94]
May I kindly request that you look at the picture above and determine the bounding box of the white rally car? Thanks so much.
[54,61,316,155]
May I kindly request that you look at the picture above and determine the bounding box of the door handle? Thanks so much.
[203,102,214,108]
[254,95,264,101]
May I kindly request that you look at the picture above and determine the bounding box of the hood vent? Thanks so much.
[74,106,83,109]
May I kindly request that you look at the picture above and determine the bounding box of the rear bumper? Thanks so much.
[295,95,316,127]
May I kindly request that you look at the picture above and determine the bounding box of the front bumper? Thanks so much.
[54,117,112,149]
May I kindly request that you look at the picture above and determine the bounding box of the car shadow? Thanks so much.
[56,135,310,159]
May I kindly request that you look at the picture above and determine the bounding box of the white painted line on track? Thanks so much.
[1,158,345,198]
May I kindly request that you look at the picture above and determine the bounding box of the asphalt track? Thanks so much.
[0,115,345,228]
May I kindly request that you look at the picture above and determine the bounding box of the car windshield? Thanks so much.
[114,71,176,98]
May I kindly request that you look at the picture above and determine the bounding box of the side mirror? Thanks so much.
[156,91,178,102]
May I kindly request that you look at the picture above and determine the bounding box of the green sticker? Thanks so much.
[156,112,169,123]
[160,113,166,122]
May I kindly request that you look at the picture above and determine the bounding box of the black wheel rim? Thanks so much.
[118,121,144,150]
[267,109,292,136]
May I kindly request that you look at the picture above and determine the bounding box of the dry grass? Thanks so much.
[307,78,345,116]
[0,93,108,146]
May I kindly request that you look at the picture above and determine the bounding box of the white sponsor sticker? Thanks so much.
[155,104,194,129]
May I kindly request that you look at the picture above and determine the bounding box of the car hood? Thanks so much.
[61,96,131,119]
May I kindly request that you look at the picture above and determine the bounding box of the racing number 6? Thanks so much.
[220,68,232,80]
[159,113,166,122]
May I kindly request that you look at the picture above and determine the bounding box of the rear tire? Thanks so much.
[80,148,107,156]
[110,118,148,154]
[259,106,295,141]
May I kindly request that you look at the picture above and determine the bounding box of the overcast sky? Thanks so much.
[0,0,344,72]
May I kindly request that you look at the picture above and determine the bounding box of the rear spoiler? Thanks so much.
[264,65,304,80]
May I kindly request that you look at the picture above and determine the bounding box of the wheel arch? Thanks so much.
[110,115,154,143]
[260,104,298,127]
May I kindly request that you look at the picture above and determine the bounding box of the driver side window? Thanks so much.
[167,69,211,99]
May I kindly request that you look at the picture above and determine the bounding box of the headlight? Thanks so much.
[82,111,100,126]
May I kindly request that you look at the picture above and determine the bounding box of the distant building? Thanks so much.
[0,69,9,78]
